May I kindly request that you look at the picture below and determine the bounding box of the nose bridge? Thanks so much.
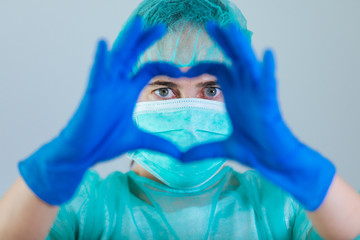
[181,86,199,98]
[177,78,199,98]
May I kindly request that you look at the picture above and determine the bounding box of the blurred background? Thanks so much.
[1,0,360,197]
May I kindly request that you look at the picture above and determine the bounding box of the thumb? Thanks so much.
[181,141,229,163]
[135,129,182,160]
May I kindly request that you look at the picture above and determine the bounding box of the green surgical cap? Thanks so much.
[121,0,252,69]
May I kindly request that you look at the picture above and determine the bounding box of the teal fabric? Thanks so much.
[129,98,231,189]
[47,166,325,239]
[123,0,253,70]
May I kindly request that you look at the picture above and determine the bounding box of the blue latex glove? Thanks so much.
[18,17,183,205]
[182,22,336,211]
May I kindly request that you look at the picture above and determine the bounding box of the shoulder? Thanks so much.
[232,169,290,198]
[231,169,302,221]
[48,170,131,239]
[56,169,130,217]
[229,169,317,238]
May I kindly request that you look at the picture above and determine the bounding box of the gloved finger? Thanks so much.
[131,62,183,91]
[204,22,250,88]
[111,16,145,61]
[205,22,261,85]
[86,40,108,93]
[205,21,243,66]
[119,23,168,73]
[260,49,277,102]
[182,138,257,168]
[224,24,261,81]
[181,141,228,163]
[136,130,182,160]
[228,145,257,169]
[185,62,233,88]
[130,23,167,60]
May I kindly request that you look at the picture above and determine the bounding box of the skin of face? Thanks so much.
[137,67,224,102]
[133,67,224,183]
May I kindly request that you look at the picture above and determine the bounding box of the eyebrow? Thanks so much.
[149,80,219,88]
[196,81,219,88]
[149,80,178,88]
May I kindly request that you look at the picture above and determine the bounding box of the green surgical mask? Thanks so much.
[128,98,232,190]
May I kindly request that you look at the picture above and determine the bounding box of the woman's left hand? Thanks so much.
[182,22,335,211]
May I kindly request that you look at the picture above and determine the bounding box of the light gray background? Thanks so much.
[1,0,359,198]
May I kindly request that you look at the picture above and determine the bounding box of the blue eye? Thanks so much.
[158,88,169,97]
[154,88,175,98]
[205,87,220,98]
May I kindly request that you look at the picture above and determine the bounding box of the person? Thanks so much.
[0,0,360,239]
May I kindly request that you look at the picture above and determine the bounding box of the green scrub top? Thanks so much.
[47,166,324,239]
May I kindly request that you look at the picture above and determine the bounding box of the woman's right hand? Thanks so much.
[18,17,183,205]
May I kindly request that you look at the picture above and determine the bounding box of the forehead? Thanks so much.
[149,71,218,87]
[136,23,229,68]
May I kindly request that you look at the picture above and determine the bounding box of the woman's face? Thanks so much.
[138,67,224,102]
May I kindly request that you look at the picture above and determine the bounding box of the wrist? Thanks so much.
[18,140,87,205]
[255,142,336,211]
[284,144,336,211]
